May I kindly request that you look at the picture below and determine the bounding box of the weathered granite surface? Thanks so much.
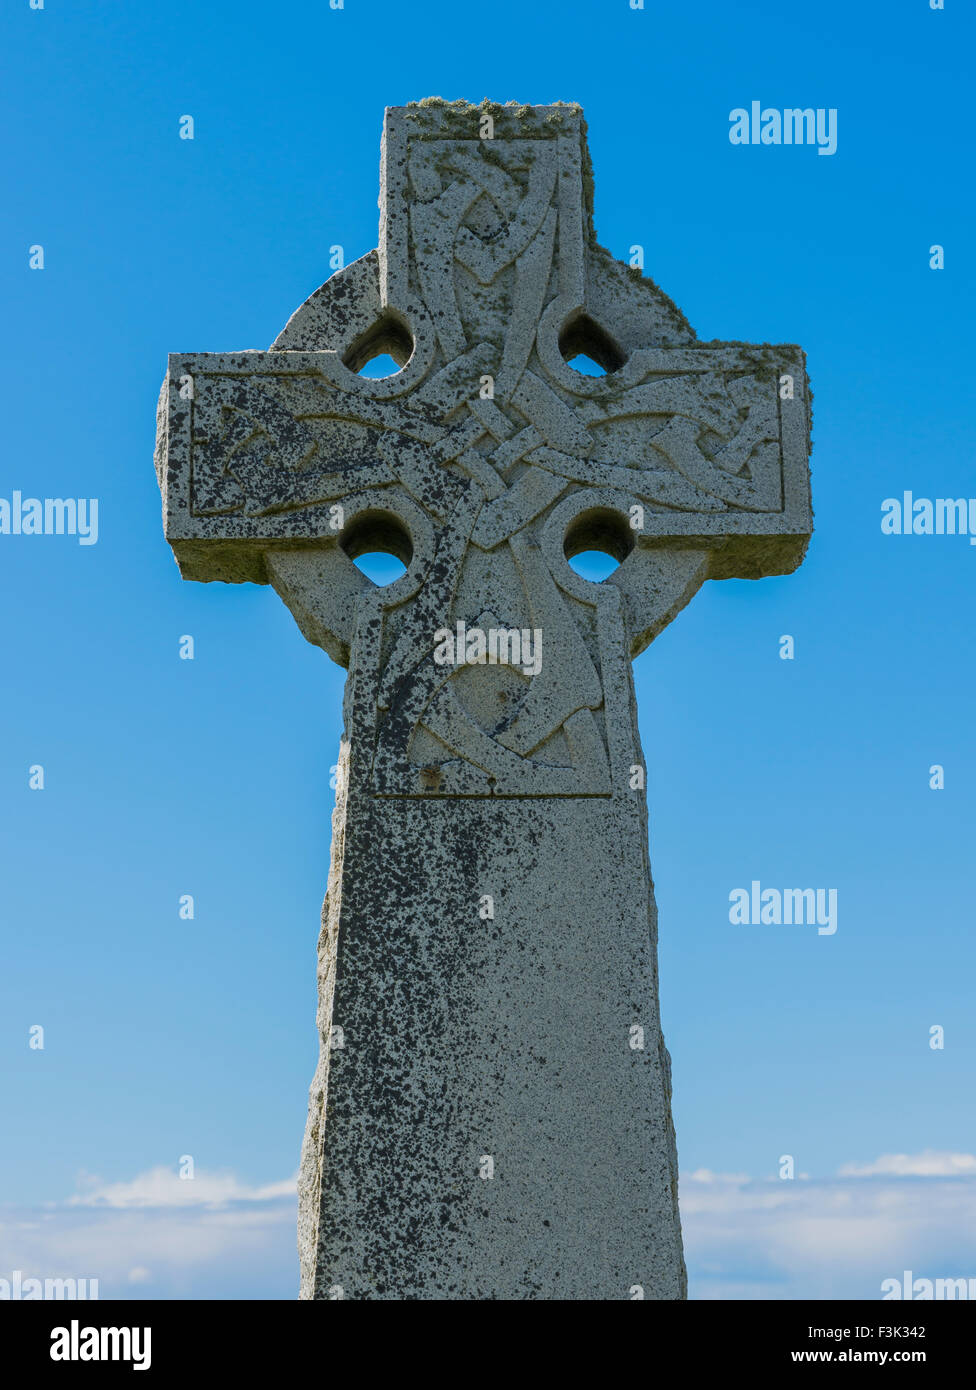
[154,99,812,1300]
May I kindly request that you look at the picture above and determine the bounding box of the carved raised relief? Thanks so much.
[156,101,811,798]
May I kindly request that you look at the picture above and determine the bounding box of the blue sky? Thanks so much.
[2,0,974,1299]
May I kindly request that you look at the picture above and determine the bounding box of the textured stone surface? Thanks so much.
[154,99,812,1300]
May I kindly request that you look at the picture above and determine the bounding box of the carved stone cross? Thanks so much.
[154,100,812,1301]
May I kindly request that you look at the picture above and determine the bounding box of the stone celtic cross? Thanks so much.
[154,99,812,1300]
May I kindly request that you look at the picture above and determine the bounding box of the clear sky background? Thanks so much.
[2,0,974,1300]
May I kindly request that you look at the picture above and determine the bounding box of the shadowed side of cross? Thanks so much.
[155,100,811,804]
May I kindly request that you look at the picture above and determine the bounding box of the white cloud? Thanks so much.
[683,1168,751,1186]
[67,1166,297,1209]
[2,1153,975,1300]
[681,1153,976,1300]
[837,1151,976,1179]
[0,1167,298,1299]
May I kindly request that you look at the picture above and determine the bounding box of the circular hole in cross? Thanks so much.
[343,313,415,379]
[558,312,627,376]
[340,510,413,585]
[564,507,635,581]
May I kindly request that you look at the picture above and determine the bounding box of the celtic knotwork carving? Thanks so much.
[160,102,811,796]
